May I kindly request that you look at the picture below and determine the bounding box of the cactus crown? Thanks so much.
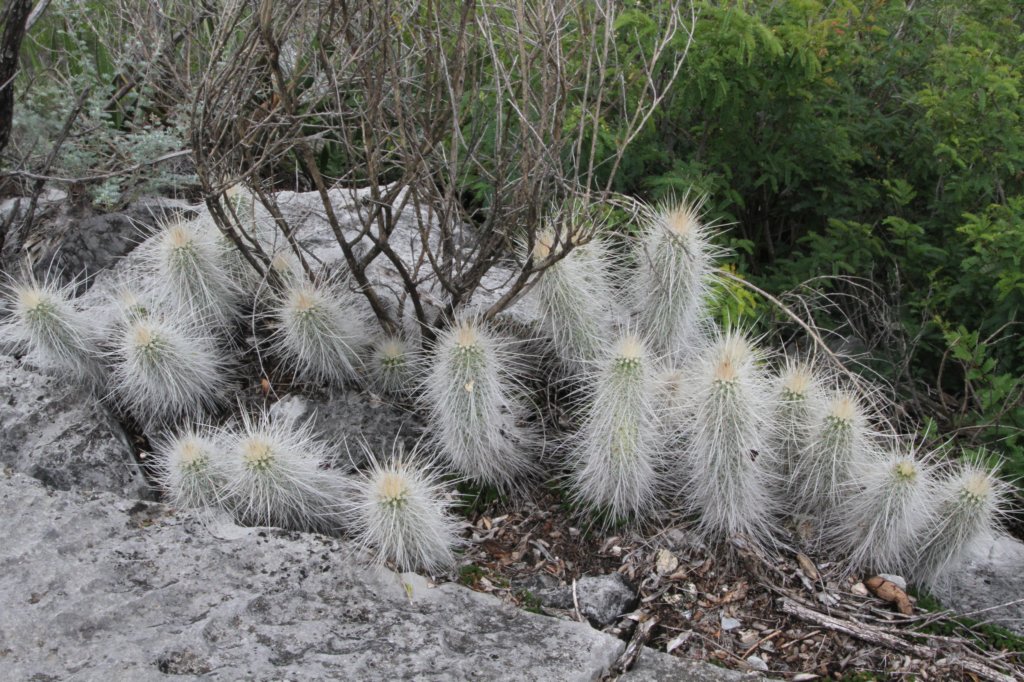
[377,471,410,509]
[242,437,276,471]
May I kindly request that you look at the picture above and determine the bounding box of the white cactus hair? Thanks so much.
[633,193,723,361]
[346,441,463,573]
[422,316,534,489]
[217,409,343,532]
[912,458,1011,592]
[370,334,419,396]
[568,330,665,523]
[830,440,939,574]
[140,216,242,329]
[110,310,231,428]
[1,269,105,386]
[529,216,619,375]
[771,356,827,503]
[267,274,371,386]
[153,426,226,512]
[792,386,879,519]
[678,328,778,546]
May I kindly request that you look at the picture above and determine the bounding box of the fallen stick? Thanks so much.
[781,598,1018,682]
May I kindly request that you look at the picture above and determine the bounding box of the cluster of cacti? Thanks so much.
[0,194,1015,589]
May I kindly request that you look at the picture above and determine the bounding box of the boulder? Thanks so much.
[0,353,149,499]
[0,472,751,681]
[944,534,1024,635]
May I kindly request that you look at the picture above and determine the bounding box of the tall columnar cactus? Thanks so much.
[632,197,718,360]
[110,312,230,428]
[793,389,875,519]
[913,462,1008,591]
[568,332,664,522]
[422,318,534,488]
[154,427,226,512]
[142,218,242,329]
[679,331,777,546]
[217,411,343,532]
[268,277,370,386]
[831,445,938,574]
[347,446,462,573]
[530,227,618,374]
[1,274,105,386]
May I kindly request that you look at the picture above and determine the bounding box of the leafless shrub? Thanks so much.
[188,0,695,338]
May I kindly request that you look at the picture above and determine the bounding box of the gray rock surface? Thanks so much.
[268,390,423,471]
[944,535,1024,635]
[0,472,748,681]
[527,573,638,628]
[0,354,149,499]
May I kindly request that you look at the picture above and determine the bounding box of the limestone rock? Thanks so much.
[943,534,1024,635]
[0,353,148,498]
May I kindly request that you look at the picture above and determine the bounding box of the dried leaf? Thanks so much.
[865,575,913,615]
[796,553,820,581]
[666,630,693,653]
[655,548,679,575]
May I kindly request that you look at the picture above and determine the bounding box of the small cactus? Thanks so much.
[267,276,370,386]
[153,427,226,511]
[831,445,938,574]
[422,318,534,489]
[568,331,665,523]
[217,411,343,532]
[912,461,1009,591]
[678,331,777,546]
[530,226,619,375]
[370,335,419,397]
[632,197,719,361]
[793,389,876,519]
[110,312,231,428]
[347,445,462,573]
[141,218,242,329]
[1,273,105,386]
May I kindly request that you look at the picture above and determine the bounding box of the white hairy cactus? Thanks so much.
[568,331,664,523]
[422,318,534,488]
[217,411,343,532]
[831,444,939,574]
[632,197,719,360]
[530,226,619,374]
[793,389,876,518]
[268,276,370,386]
[370,335,419,396]
[912,461,1009,591]
[347,445,462,573]
[678,330,777,546]
[1,273,106,385]
[771,359,825,505]
[153,427,226,511]
[110,312,230,428]
[141,218,242,329]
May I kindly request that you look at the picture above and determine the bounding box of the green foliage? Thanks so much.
[585,0,1024,482]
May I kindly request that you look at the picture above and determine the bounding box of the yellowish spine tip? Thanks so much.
[783,366,812,398]
[665,203,700,238]
[961,472,991,505]
[167,223,194,250]
[17,287,44,311]
[178,439,207,470]
[377,471,409,507]
[242,438,275,470]
[894,460,917,481]
[829,395,856,424]
[456,322,479,349]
